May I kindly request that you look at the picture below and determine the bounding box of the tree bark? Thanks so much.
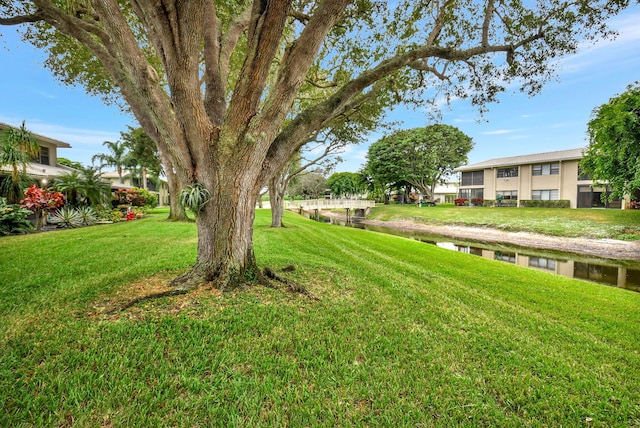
[171,165,263,290]
[161,153,188,221]
[269,175,286,228]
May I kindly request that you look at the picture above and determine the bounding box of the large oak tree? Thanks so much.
[0,0,629,289]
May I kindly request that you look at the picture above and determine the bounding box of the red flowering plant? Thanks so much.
[20,184,65,229]
[113,188,148,208]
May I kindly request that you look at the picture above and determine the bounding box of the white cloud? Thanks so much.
[559,10,640,73]
[30,89,56,99]
[28,122,119,147]
[481,129,515,135]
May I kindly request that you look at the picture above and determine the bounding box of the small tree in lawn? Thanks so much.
[581,83,640,204]
[20,184,64,230]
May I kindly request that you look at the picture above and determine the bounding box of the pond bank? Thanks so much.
[320,210,640,262]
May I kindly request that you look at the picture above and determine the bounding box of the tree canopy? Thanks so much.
[326,171,364,199]
[0,0,631,289]
[366,125,473,200]
[581,82,640,203]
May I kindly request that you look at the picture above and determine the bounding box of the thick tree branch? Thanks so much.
[258,0,351,139]
[203,1,224,126]
[0,12,45,25]
[224,0,291,135]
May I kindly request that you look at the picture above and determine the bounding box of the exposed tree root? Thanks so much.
[104,287,194,315]
[104,264,314,315]
[263,266,318,300]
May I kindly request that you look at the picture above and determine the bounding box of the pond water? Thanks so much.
[312,214,640,293]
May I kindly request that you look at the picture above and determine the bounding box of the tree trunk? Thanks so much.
[269,176,285,228]
[162,154,188,221]
[171,169,262,290]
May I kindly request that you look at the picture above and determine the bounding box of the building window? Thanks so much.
[496,167,518,178]
[532,189,559,200]
[459,188,484,200]
[495,251,516,263]
[496,190,518,200]
[532,162,559,176]
[577,167,591,181]
[461,170,484,186]
[529,257,556,271]
[38,146,50,165]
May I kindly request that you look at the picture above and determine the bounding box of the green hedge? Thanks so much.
[483,199,517,207]
[520,199,570,208]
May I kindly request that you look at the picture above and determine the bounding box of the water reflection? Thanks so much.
[437,243,640,293]
[314,214,640,293]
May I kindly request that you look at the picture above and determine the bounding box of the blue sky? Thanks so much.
[1,6,639,172]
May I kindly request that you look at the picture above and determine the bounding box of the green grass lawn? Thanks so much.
[368,204,640,240]
[1,209,639,426]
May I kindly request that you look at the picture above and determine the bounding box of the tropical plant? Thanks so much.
[79,167,112,206]
[0,197,34,235]
[52,170,84,206]
[92,140,130,184]
[19,184,65,229]
[179,184,211,215]
[49,206,82,228]
[0,121,40,203]
[113,187,157,208]
[76,206,98,226]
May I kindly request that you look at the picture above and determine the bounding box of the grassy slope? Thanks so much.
[1,209,639,426]
[368,204,640,240]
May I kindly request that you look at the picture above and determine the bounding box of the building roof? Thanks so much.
[455,148,585,172]
[5,162,78,179]
[0,122,72,148]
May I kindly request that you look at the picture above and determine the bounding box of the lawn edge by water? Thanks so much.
[367,204,640,240]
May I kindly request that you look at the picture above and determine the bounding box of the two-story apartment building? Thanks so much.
[455,148,626,209]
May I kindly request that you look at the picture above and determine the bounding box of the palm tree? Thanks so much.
[0,122,40,203]
[53,167,111,207]
[52,170,85,206]
[80,167,111,206]
[92,140,130,184]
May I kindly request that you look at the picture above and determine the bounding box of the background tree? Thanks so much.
[57,157,84,170]
[119,126,187,220]
[1,0,629,290]
[581,82,640,203]
[288,170,328,200]
[269,133,346,228]
[92,140,130,184]
[326,172,365,199]
[120,126,162,189]
[366,125,473,201]
[0,121,40,203]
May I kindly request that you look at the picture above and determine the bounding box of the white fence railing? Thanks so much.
[285,199,375,210]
